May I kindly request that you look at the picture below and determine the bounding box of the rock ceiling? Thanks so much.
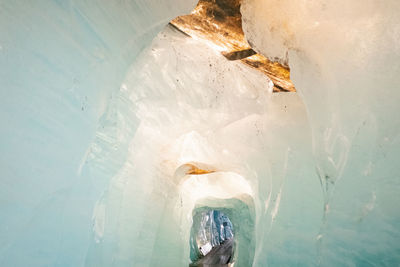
[170,0,295,92]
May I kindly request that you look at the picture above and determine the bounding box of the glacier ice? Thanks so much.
[242,0,400,265]
[76,24,321,266]
[0,1,197,266]
[0,0,399,266]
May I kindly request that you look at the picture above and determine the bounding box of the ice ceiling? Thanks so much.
[0,0,399,266]
[170,0,295,92]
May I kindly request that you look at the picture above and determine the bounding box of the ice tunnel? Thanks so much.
[1,0,400,266]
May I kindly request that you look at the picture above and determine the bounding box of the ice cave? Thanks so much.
[1,0,400,266]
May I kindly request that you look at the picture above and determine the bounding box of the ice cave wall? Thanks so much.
[0,1,196,266]
[242,0,400,265]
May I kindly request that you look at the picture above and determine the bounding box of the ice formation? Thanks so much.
[242,0,400,265]
[0,1,198,266]
[0,0,399,266]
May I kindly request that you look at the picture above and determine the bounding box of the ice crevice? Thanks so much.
[0,0,399,266]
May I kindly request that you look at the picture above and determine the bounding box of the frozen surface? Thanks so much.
[242,0,400,265]
[0,1,197,266]
[0,15,321,265]
[84,25,320,266]
[1,0,399,266]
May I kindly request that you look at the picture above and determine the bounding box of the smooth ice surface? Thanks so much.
[0,1,196,266]
[242,0,400,265]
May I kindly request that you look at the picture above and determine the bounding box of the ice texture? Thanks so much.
[0,15,322,265]
[82,25,321,266]
[0,1,197,266]
[0,0,399,266]
[242,0,400,265]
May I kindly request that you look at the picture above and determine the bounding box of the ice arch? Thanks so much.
[176,167,255,266]
[189,198,256,266]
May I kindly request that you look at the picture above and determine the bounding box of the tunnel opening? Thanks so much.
[175,162,256,266]
[83,0,304,264]
[187,197,256,267]
[189,209,235,266]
